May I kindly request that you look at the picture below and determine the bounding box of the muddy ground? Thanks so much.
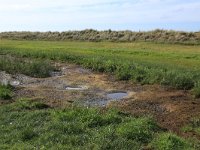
[1,63,200,138]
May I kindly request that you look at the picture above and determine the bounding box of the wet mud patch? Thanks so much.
[1,63,200,137]
[75,98,109,107]
[50,71,63,77]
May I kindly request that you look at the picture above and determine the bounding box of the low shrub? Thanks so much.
[115,65,133,80]
[161,71,194,90]
[0,56,55,78]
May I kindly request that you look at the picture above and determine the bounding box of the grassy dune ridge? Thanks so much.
[1,40,200,92]
[0,30,200,44]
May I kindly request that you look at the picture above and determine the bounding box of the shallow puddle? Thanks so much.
[10,80,21,86]
[107,92,128,100]
[65,85,88,91]
[79,92,128,107]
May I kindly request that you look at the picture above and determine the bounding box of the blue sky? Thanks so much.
[0,0,200,31]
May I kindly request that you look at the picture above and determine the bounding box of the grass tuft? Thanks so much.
[116,117,159,143]
[192,86,200,98]
[0,99,196,149]
[151,133,193,150]
[0,84,12,100]
[21,128,38,141]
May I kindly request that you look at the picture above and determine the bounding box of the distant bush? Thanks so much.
[0,29,200,44]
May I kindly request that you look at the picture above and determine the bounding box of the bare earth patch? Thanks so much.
[1,63,200,138]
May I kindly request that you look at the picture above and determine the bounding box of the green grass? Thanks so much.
[0,55,55,78]
[116,117,159,143]
[151,133,193,150]
[192,83,200,98]
[1,40,200,90]
[182,117,200,136]
[0,84,12,100]
[0,99,195,149]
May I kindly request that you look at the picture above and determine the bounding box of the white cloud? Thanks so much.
[0,0,199,31]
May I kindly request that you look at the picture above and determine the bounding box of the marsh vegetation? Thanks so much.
[1,38,200,149]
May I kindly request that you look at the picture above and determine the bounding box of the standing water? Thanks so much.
[107,92,128,100]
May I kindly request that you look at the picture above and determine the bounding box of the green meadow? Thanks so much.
[1,40,200,91]
[1,40,200,149]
